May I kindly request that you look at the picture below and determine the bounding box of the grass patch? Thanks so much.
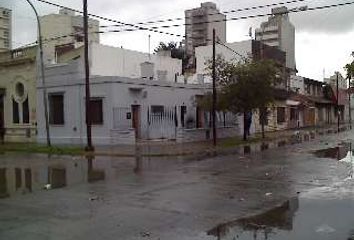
[0,143,84,156]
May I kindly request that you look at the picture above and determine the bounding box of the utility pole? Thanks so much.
[349,77,352,130]
[212,29,217,146]
[337,72,340,133]
[25,0,51,147]
[83,0,93,151]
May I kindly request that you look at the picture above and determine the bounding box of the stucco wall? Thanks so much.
[0,46,37,142]
[194,40,252,83]
[89,43,182,82]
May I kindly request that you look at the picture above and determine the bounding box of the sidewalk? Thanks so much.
[94,124,351,157]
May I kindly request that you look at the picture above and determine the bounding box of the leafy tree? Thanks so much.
[345,52,354,86]
[203,56,280,140]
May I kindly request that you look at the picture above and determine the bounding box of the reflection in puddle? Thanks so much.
[48,167,66,189]
[313,143,354,179]
[208,197,299,240]
[0,152,151,199]
[88,156,105,183]
[208,195,354,240]
[313,143,351,161]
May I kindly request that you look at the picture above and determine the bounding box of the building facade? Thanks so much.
[324,72,348,90]
[40,8,100,63]
[0,7,11,52]
[36,59,213,145]
[255,7,296,71]
[185,2,226,70]
[0,46,37,142]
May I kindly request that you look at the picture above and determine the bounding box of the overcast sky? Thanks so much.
[1,0,354,80]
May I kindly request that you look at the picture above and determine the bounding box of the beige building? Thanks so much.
[0,7,12,52]
[0,46,37,142]
[185,2,226,70]
[40,8,100,63]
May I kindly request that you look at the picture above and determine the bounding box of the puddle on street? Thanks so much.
[208,195,354,240]
[0,153,164,199]
[313,142,353,161]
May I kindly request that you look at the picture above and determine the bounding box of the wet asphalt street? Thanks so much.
[1,131,354,240]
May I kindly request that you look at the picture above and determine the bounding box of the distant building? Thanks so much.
[255,7,296,72]
[324,72,347,89]
[0,7,12,52]
[185,2,226,70]
[39,8,100,63]
[194,40,289,88]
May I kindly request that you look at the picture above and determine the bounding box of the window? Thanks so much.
[277,107,286,124]
[90,98,103,125]
[23,98,29,124]
[180,106,187,128]
[290,108,297,121]
[13,99,19,124]
[49,94,64,125]
[305,85,311,95]
[151,105,164,116]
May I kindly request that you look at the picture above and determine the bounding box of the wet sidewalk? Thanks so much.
[95,124,351,157]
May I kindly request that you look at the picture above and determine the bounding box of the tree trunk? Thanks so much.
[243,112,247,141]
[260,107,265,139]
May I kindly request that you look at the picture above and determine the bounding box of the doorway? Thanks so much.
[131,105,141,139]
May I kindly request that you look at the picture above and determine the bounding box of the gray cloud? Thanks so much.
[291,1,354,34]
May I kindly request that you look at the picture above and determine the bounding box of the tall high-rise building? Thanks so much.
[0,7,12,52]
[185,2,226,70]
[255,7,296,71]
[40,8,100,63]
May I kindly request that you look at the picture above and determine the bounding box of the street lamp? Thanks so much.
[25,0,51,147]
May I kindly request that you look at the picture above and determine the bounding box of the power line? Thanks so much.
[101,0,306,28]
[102,1,354,31]
[35,0,180,38]
[24,0,354,48]
[216,41,250,62]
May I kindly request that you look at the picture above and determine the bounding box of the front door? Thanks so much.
[0,95,4,142]
[131,105,141,139]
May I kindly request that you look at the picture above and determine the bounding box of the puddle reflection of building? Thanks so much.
[314,143,351,161]
[87,156,105,183]
[134,145,142,175]
[0,167,33,198]
[0,156,90,199]
[208,197,299,240]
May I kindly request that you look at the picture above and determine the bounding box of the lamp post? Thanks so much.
[25,0,51,147]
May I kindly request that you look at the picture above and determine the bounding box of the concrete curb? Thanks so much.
[92,125,351,158]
